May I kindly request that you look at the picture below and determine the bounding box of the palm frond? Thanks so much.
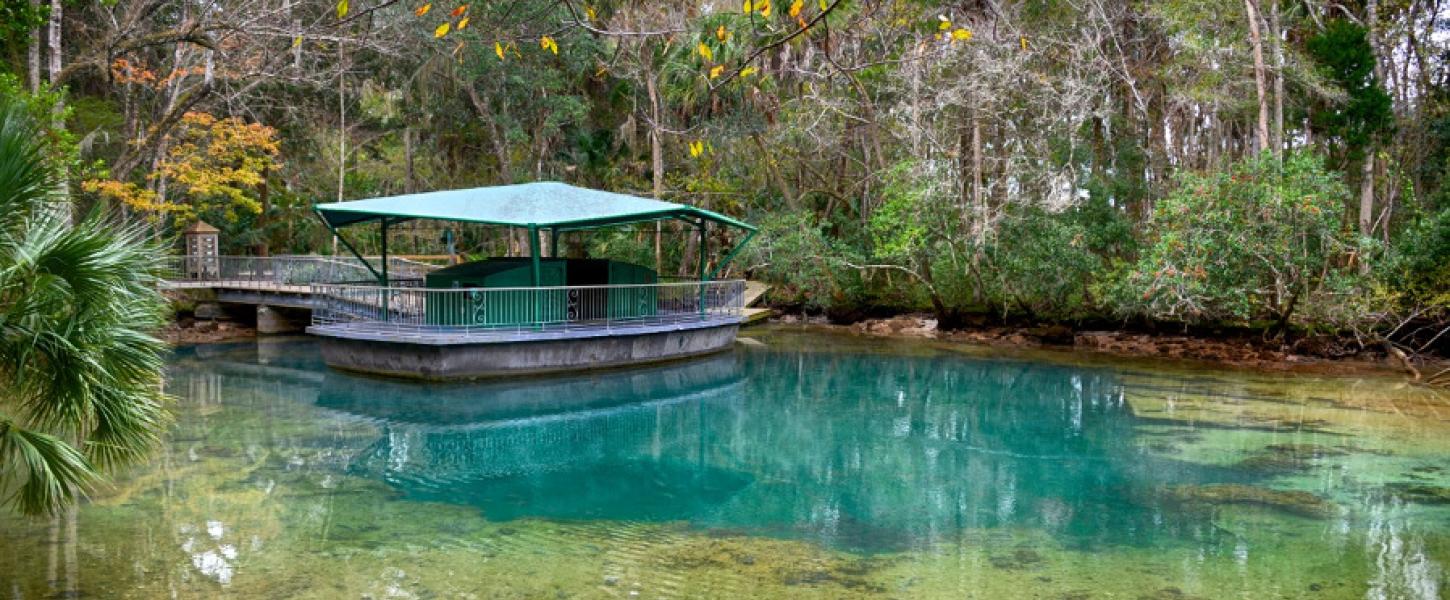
[0,93,172,516]
[0,418,98,516]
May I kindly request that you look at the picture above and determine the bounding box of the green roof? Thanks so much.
[315,182,755,232]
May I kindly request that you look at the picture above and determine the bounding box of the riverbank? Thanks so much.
[160,319,256,345]
[774,314,1448,380]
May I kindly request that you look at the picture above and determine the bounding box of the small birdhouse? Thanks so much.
[183,220,220,279]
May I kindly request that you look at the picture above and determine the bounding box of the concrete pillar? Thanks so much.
[256,305,302,334]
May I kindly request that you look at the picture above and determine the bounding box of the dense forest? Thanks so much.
[0,0,1447,356]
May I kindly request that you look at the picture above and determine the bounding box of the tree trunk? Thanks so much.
[1359,0,1382,241]
[1360,152,1375,238]
[46,0,68,223]
[403,127,416,194]
[26,0,39,93]
[646,71,664,274]
[1270,0,1284,158]
[336,44,346,203]
[255,164,271,256]
[971,112,983,243]
[1244,0,1270,154]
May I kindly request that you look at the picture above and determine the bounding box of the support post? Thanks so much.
[380,218,390,320]
[528,225,541,286]
[706,229,756,281]
[696,219,707,281]
[549,227,559,258]
[380,218,390,285]
[529,224,542,327]
[697,219,708,319]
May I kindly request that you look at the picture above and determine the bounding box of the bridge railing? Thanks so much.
[308,279,746,339]
[162,255,437,290]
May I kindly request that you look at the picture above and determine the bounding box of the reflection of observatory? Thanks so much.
[320,354,752,521]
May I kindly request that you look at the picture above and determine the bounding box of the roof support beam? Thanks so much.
[313,209,384,283]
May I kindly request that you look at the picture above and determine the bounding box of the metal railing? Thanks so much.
[308,280,746,339]
[162,255,437,290]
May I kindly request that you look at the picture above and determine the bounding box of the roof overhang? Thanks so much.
[314,181,755,232]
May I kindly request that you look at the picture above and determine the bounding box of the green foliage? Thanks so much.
[1305,20,1395,164]
[1120,152,1365,326]
[0,91,171,516]
[1386,206,1450,309]
[744,211,857,310]
[981,202,1126,321]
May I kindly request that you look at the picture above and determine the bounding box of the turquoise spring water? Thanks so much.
[1,326,1448,598]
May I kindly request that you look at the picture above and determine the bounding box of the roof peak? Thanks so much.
[314,181,753,232]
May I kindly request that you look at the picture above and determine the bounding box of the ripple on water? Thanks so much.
[0,328,1446,598]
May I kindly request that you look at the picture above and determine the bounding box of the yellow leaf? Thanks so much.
[457,16,469,30]
[716,25,729,41]
[759,0,771,16]
[951,28,971,41]
[336,0,348,18]
[740,66,758,77]
[937,15,950,30]
[495,41,505,60]
[689,140,704,157]
[434,22,450,38]
[586,5,596,20]
[1020,36,1028,50]
[698,42,713,61]
[414,3,431,16]
[292,35,302,48]
[788,0,802,17]
[709,65,725,79]
[742,0,751,12]
[818,0,827,11]
[541,35,558,54]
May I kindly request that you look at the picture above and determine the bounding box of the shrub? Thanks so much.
[1120,152,1368,328]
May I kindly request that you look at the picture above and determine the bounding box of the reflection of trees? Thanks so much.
[710,350,1214,550]
[323,346,1263,551]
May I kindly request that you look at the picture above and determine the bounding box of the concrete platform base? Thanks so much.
[314,322,741,380]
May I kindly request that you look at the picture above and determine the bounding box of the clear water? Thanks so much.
[2,327,1448,598]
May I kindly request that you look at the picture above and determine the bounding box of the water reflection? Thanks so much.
[1,334,1444,598]
[307,344,1277,553]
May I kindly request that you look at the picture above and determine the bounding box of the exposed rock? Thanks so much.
[850,316,938,338]
[159,320,257,345]
[194,302,226,320]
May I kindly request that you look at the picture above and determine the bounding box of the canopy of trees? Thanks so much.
[0,0,1445,352]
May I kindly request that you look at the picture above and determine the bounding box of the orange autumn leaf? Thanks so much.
[414,3,431,16]
[450,4,467,17]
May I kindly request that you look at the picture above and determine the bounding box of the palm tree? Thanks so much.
[0,94,171,516]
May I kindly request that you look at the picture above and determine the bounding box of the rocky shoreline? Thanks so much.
[160,319,257,346]
[777,314,1447,377]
